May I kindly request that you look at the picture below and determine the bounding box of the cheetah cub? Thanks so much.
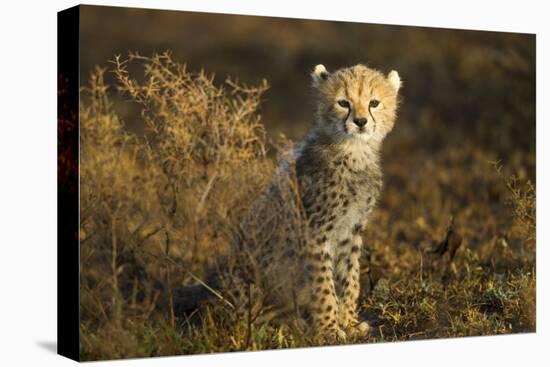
[227,63,401,341]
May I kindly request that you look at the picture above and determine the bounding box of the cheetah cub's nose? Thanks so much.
[353,117,367,128]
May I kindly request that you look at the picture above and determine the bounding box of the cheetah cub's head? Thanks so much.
[311,64,401,144]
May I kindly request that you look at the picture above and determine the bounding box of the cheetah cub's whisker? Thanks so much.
[226,63,401,342]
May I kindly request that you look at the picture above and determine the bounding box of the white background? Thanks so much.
[0,0,547,365]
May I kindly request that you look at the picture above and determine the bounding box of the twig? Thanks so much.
[196,171,218,215]
[160,255,235,310]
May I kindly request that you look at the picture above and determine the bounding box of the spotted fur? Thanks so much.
[227,64,401,341]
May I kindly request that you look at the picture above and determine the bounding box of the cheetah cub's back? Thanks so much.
[226,63,401,341]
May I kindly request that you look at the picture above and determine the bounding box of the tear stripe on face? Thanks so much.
[368,106,377,125]
[343,108,351,132]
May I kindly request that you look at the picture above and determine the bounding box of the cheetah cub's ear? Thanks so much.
[387,70,402,92]
[311,64,330,87]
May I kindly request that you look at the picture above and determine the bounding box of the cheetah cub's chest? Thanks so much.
[321,147,381,248]
[306,142,382,255]
[295,138,382,255]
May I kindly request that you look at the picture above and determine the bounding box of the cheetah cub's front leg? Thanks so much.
[335,232,370,336]
[306,235,347,341]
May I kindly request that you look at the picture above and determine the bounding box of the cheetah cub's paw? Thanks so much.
[355,321,371,335]
[334,328,347,341]
[318,327,347,342]
[345,321,371,338]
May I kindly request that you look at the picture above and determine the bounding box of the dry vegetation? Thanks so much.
[79,52,277,358]
[78,49,535,360]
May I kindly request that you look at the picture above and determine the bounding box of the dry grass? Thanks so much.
[79,52,277,359]
[78,52,535,361]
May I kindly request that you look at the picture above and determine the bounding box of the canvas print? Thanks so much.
[57,4,536,361]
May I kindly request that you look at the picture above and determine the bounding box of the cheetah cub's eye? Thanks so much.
[337,100,351,108]
[369,100,380,108]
